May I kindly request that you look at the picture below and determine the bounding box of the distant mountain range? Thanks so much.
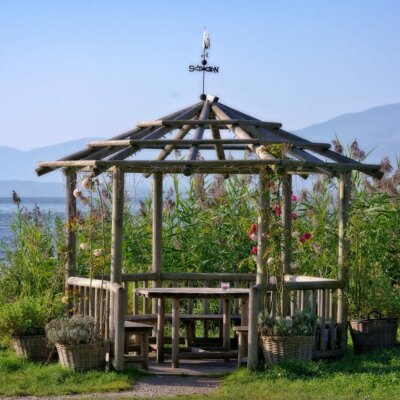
[0,103,399,197]
[295,103,400,164]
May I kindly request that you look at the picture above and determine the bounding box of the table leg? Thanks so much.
[172,297,180,368]
[241,297,249,326]
[223,298,231,351]
[156,297,165,363]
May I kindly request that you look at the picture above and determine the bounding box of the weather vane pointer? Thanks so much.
[188,28,219,100]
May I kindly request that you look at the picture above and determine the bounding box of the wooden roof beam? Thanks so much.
[136,119,282,129]
[35,101,203,176]
[218,102,383,179]
[187,101,211,162]
[142,121,194,178]
[37,159,382,175]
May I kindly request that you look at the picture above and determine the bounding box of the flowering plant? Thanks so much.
[46,315,102,346]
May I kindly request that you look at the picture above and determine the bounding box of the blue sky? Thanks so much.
[1,0,400,150]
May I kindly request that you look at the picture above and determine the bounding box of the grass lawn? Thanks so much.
[136,346,400,400]
[2,346,400,399]
[0,349,141,396]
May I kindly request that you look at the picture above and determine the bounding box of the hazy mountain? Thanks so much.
[0,137,102,183]
[0,103,399,197]
[295,103,400,164]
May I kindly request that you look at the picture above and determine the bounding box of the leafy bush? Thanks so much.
[46,315,102,346]
[0,295,64,343]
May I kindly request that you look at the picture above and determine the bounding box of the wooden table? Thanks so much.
[136,287,250,368]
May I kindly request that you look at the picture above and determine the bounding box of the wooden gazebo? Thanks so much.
[36,94,383,370]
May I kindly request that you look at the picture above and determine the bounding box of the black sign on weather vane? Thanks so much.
[188,29,219,100]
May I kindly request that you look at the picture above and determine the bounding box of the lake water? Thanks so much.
[0,196,146,258]
[0,197,66,255]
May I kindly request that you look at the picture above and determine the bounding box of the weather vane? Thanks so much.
[188,29,219,100]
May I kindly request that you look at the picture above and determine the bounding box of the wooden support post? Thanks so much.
[282,173,292,315]
[247,284,261,371]
[112,284,126,371]
[222,298,231,352]
[156,298,165,363]
[152,173,163,313]
[64,169,77,285]
[111,167,125,284]
[282,173,292,274]
[172,298,180,368]
[337,172,351,352]
[257,169,270,285]
[110,167,125,350]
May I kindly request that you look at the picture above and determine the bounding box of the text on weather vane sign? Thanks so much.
[188,65,220,73]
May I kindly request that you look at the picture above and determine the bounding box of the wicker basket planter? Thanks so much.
[349,316,398,354]
[11,335,54,362]
[260,335,315,363]
[56,341,105,371]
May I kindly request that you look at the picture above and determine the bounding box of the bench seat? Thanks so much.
[124,321,153,370]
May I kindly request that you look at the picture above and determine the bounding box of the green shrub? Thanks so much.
[0,295,64,345]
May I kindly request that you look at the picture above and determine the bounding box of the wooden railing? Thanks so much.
[67,277,125,371]
[248,276,345,369]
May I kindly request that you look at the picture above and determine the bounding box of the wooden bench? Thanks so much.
[126,313,241,347]
[124,321,153,370]
[233,325,248,366]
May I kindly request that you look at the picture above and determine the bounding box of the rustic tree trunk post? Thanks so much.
[337,172,351,353]
[110,166,125,368]
[281,172,292,315]
[64,169,77,315]
[282,172,292,274]
[152,172,163,313]
[64,169,77,284]
[248,169,270,370]
[256,169,270,285]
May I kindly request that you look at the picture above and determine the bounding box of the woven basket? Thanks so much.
[349,316,398,354]
[260,335,315,363]
[56,341,105,371]
[12,335,54,362]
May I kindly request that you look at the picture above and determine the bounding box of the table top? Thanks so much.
[136,287,250,299]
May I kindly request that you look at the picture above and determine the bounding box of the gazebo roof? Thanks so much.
[36,95,383,178]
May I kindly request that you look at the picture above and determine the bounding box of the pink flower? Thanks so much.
[291,212,298,220]
[273,204,282,216]
[291,194,298,202]
[303,232,312,240]
[251,223,257,233]
[248,231,257,241]
[269,276,277,284]
[251,246,257,255]
[299,235,306,244]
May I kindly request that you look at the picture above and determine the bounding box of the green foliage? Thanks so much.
[260,310,316,336]
[0,206,65,302]
[121,174,257,274]
[46,315,102,346]
[0,295,64,343]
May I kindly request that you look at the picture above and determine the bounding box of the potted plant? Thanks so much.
[260,310,317,363]
[348,273,400,354]
[46,314,105,371]
[0,295,62,361]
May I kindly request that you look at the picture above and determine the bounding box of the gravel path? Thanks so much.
[0,375,221,399]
